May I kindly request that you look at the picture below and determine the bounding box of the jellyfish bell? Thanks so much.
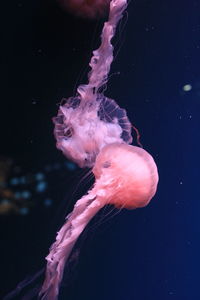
[93,143,159,209]
[53,95,132,168]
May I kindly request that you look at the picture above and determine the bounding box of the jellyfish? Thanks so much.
[53,0,132,168]
[39,0,159,299]
[40,143,159,299]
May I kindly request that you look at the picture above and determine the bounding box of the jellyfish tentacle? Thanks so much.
[40,192,104,300]
[77,0,128,101]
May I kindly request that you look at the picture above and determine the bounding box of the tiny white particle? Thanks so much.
[183,84,192,92]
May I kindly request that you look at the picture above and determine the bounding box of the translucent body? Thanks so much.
[53,0,129,168]
[53,95,132,167]
[40,143,159,300]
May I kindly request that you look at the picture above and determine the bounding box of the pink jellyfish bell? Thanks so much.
[40,142,158,300]
[93,143,159,209]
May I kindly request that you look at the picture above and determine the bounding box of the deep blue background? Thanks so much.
[1,0,200,299]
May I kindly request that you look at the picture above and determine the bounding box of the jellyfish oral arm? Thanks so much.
[40,192,104,300]
[78,0,127,100]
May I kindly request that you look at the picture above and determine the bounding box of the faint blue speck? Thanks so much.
[10,177,19,185]
[169,291,174,295]
[21,190,31,199]
[65,162,76,171]
[36,181,47,193]
[19,207,29,215]
[35,172,45,181]
[44,198,53,207]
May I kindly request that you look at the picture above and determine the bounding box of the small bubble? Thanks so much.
[36,181,47,193]
[182,84,192,92]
